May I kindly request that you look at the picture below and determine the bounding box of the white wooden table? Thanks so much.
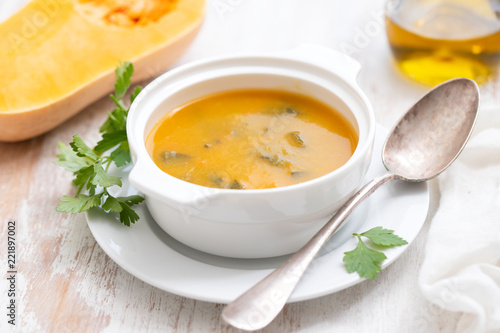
[1,0,499,332]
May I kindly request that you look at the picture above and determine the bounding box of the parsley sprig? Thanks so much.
[55,61,144,226]
[343,226,408,279]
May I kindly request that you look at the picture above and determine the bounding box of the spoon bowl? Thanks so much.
[222,78,480,331]
[384,78,479,181]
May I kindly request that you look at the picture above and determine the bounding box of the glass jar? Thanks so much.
[385,0,500,85]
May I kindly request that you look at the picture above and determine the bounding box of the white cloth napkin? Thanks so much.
[420,106,500,333]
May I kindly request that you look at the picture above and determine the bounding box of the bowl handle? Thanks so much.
[277,44,361,84]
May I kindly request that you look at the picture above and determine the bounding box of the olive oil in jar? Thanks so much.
[385,0,500,85]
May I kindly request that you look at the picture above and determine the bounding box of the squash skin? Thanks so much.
[0,0,205,142]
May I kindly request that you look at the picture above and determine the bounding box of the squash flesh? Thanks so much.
[0,0,204,122]
[76,0,178,27]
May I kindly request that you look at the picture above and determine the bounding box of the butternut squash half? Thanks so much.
[0,0,205,142]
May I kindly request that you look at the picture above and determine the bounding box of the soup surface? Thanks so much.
[146,89,358,189]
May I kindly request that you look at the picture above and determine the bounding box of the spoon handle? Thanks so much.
[221,172,398,331]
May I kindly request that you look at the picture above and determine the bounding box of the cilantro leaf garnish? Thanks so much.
[343,227,408,280]
[55,61,144,226]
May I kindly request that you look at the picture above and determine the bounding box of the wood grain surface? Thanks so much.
[1,0,500,332]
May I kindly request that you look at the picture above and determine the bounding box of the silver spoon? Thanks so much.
[221,78,480,331]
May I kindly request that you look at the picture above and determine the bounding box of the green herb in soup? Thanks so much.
[146,89,358,189]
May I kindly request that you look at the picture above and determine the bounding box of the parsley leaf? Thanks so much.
[110,94,127,110]
[343,226,407,280]
[55,141,93,172]
[95,130,128,153]
[100,61,133,133]
[110,146,131,167]
[117,195,145,206]
[114,61,134,100]
[99,107,127,133]
[73,165,95,188]
[101,195,144,226]
[102,196,122,213]
[130,86,142,104]
[91,162,122,187]
[344,239,386,280]
[56,194,103,214]
[55,61,144,226]
[118,202,140,227]
[69,134,99,160]
[360,226,408,247]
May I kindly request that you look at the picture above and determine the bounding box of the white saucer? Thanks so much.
[86,125,429,304]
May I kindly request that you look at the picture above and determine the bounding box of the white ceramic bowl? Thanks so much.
[127,45,375,258]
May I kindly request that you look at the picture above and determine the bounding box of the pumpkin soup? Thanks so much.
[146,89,358,189]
